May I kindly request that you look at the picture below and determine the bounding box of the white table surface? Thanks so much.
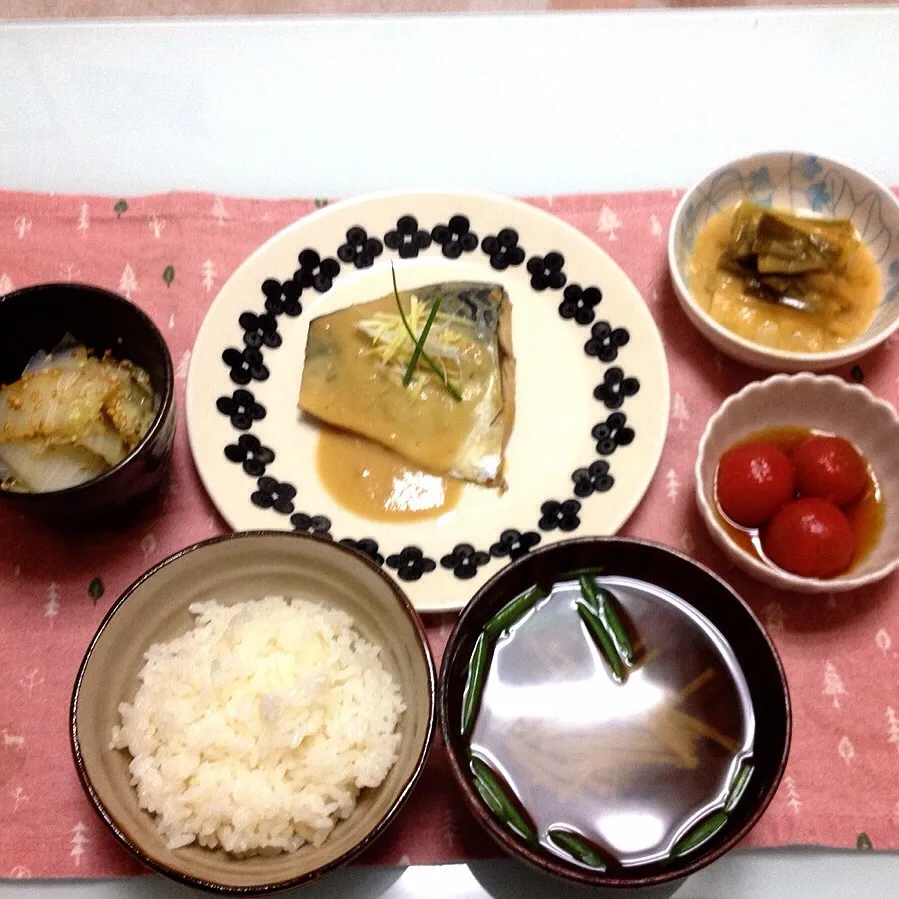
[2,8,899,197]
[1,9,898,898]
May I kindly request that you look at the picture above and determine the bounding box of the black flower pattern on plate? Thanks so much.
[216,389,265,430]
[489,529,541,561]
[432,215,478,259]
[261,278,302,316]
[384,215,432,259]
[594,367,640,410]
[239,311,282,349]
[290,513,333,538]
[339,537,385,566]
[250,476,296,514]
[224,434,275,477]
[294,249,340,292]
[481,229,525,271]
[592,412,635,455]
[337,226,383,269]
[558,284,603,325]
[440,543,491,580]
[386,546,437,582]
[222,346,269,385]
[584,321,630,363]
[572,460,615,498]
[526,251,566,291]
[538,499,581,532]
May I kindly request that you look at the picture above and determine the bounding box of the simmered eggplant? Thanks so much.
[688,202,879,352]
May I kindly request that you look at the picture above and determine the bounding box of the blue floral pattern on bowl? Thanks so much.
[801,156,823,180]
[887,261,899,304]
[674,152,899,336]
[805,181,833,213]
[749,166,772,193]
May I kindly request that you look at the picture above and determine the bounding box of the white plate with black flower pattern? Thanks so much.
[186,190,670,613]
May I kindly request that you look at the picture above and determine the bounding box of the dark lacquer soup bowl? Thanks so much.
[439,536,791,889]
[0,282,175,521]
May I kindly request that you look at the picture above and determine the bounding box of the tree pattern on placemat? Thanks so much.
[0,188,896,880]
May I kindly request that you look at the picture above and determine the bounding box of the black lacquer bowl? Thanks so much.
[439,536,791,890]
[0,283,176,522]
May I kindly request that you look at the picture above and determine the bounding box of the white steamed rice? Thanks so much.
[111,596,405,855]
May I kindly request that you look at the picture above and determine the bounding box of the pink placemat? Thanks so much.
[0,189,897,879]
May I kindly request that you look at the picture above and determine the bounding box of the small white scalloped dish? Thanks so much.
[669,151,899,372]
[695,373,899,593]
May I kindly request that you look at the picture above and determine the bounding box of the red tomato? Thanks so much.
[716,442,795,527]
[793,435,868,506]
[762,498,856,578]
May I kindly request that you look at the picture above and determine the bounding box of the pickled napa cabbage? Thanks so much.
[0,341,156,493]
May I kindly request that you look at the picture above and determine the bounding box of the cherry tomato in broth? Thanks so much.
[716,442,795,527]
[713,426,883,579]
[793,435,868,506]
[763,498,856,579]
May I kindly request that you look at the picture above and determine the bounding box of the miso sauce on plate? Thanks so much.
[470,576,754,869]
[316,426,463,522]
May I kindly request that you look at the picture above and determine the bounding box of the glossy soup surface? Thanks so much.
[471,576,754,868]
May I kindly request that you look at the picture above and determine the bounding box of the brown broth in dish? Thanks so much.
[316,426,463,522]
[470,577,754,869]
[689,205,880,353]
[715,426,884,572]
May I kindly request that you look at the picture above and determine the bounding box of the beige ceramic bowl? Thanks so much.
[695,374,899,593]
[70,531,435,894]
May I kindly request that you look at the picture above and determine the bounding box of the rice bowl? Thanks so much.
[71,531,435,894]
[111,596,405,856]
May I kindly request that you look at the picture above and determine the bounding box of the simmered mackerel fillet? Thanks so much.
[299,281,515,488]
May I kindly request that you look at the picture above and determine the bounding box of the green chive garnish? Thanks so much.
[547,828,608,871]
[461,632,489,737]
[484,587,545,639]
[402,293,442,386]
[390,263,462,401]
[579,577,634,665]
[562,567,604,580]
[725,762,754,813]
[470,756,536,843]
[671,811,729,857]
[576,598,625,682]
